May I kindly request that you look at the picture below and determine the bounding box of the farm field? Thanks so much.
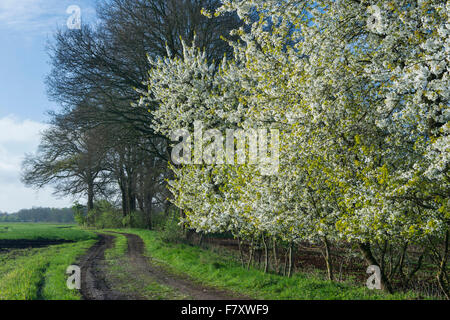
[0,223,96,241]
[0,223,97,300]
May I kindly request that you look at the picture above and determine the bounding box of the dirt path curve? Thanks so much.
[119,232,247,300]
[79,233,140,300]
[79,232,248,300]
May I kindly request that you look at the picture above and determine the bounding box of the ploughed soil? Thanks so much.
[79,232,248,300]
[0,239,75,251]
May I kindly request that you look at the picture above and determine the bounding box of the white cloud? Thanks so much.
[0,115,73,213]
[0,115,47,142]
[0,0,96,34]
[0,0,60,31]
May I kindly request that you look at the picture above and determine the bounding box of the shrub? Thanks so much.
[160,215,184,243]
[129,211,147,228]
[121,214,131,228]
[77,200,123,229]
[72,202,87,227]
[152,211,168,231]
[96,210,123,229]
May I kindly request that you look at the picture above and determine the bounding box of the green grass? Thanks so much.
[103,232,128,259]
[0,223,97,241]
[0,223,97,300]
[112,229,423,300]
[0,240,96,300]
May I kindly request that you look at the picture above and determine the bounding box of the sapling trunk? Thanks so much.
[288,242,294,278]
[247,238,254,270]
[257,246,262,269]
[273,238,280,274]
[198,232,204,246]
[237,236,245,268]
[322,237,334,281]
[283,247,288,276]
[262,235,269,273]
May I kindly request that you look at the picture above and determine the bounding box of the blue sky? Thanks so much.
[0,0,97,212]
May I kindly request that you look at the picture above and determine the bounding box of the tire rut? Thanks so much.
[79,233,139,300]
[119,232,248,300]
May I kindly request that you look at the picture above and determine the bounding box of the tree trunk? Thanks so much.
[128,189,136,212]
[283,247,288,276]
[358,242,393,293]
[247,238,254,270]
[180,208,186,231]
[273,238,280,274]
[257,247,262,269]
[262,235,269,273]
[287,242,294,278]
[322,237,334,281]
[121,185,128,216]
[404,252,424,287]
[237,237,245,268]
[144,191,153,229]
[137,190,144,213]
[198,232,204,246]
[87,181,94,211]
[397,242,408,281]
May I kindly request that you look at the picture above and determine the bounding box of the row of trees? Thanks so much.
[0,207,74,223]
[136,0,449,297]
[22,0,241,228]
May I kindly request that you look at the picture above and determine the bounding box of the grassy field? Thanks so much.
[0,223,97,300]
[110,229,424,300]
[0,223,96,241]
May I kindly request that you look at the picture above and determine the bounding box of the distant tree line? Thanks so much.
[0,207,75,223]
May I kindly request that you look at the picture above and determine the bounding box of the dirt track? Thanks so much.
[79,232,247,300]
[79,234,134,300]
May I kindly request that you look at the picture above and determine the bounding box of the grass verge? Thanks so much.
[112,229,425,300]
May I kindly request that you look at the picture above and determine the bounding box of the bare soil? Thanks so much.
[0,239,75,251]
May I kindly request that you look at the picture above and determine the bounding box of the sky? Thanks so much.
[0,0,97,213]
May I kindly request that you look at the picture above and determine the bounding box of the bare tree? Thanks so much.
[46,0,240,141]
[22,114,109,210]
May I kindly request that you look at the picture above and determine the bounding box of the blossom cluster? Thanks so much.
[136,0,449,247]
